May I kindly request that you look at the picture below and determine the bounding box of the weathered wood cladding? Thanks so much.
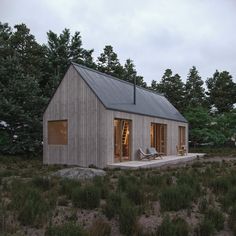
[105,111,188,165]
[43,65,188,168]
[43,65,108,167]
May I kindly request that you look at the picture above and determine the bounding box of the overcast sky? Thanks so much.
[1,0,236,84]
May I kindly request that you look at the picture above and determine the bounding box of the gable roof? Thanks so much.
[72,63,187,123]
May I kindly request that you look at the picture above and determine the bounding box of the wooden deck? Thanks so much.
[108,153,205,169]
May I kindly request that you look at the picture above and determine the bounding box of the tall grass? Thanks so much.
[72,185,100,209]
[45,222,87,236]
[157,217,189,236]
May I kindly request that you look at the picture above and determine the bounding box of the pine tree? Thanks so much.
[0,23,46,154]
[97,45,124,78]
[185,66,206,109]
[46,29,96,95]
[157,69,185,112]
[121,59,147,87]
[206,70,236,113]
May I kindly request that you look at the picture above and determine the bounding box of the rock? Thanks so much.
[51,167,106,181]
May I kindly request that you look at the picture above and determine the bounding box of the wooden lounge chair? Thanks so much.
[176,145,187,156]
[147,147,163,159]
[138,148,163,160]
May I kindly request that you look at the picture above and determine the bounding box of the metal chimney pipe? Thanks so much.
[134,76,136,104]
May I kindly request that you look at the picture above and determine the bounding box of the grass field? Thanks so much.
[1,149,236,236]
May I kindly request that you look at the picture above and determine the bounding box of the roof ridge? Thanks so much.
[71,62,165,97]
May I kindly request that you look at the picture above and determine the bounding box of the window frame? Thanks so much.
[48,120,68,145]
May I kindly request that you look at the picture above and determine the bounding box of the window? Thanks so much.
[48,120,68,145]
[150,123,167,154]
[178,126,186,147]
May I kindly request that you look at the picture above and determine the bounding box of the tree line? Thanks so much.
[0,22,235,155]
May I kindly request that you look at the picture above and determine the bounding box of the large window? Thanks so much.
[178,126,186,147]
[114,119,132,162]
[48,120,68,145]
[150,123,167,154]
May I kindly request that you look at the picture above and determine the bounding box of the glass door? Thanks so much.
[114,119,131,162]
[150,123,167,154]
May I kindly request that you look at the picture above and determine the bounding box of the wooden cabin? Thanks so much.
[43,63,188,168]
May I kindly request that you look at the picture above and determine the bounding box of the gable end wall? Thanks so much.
[43,66,109,167]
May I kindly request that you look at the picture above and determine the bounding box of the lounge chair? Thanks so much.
[176,145,187,156]
[147,147,163,159]
[138,148,163,160]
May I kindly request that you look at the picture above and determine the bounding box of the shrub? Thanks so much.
[93,176,109,199]
[45,222,87,236]
[103,192,122,219]
[157,216,189,236]
[10,180,51,227]
[145,174,170,189]
[228,205,236,234]
[18,188,49,226]
[118,196,137,236]
[31,176,50,191]
[160,184,194,211]
[204,208,224,231]
[195,219,215,236]
[198,198,208,213]
[60,179,80,199]
[126,183,145,205]
[89,218,111,236]
[210,177,229,195]
[222,187,236,209]
[177,172,201,196]
[72,185,100,209]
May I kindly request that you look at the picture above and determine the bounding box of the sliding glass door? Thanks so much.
[150,123,167,154]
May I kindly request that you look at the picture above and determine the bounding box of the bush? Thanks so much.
[117,175,137,192]
[210,177,229,195]
[145,174,170,189]
[17,188,49,226]
[160,184,194,211]
[89,218,111,236]
[60,179,81,199]
[195,219,215,236]
[198,198,208,213]
[118,196,137,236]
[103,192,122,219]
[157,217,189,236]
[72,185,100,209]
[222,187,236,209]
[31,176,50,191]
[177,172,201,196]
[10,180,51,227]
[93,176,109,199]
[204,208,224,231]
[228,205,236,235]
[45,222,87,236]
[126,183,145,205]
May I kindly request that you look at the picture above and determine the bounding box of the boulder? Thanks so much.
[51,167,106,181]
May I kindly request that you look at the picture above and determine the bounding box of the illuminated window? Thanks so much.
[48,120,68,145]
[178,126,186,147]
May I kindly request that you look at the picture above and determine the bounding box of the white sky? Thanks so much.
[1,0,236,85]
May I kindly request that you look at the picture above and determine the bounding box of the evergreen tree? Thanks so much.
[45,29,96,95]
[184,107,226,146]
[157,69,185,112]
[0,23,46,154]
[206,70,236,113]
[150,80,158,91]
[121,59,147,87]
[185,66,206,109]
[97,45,124,78]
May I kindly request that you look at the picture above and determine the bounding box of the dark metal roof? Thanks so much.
[72,63,187,123]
